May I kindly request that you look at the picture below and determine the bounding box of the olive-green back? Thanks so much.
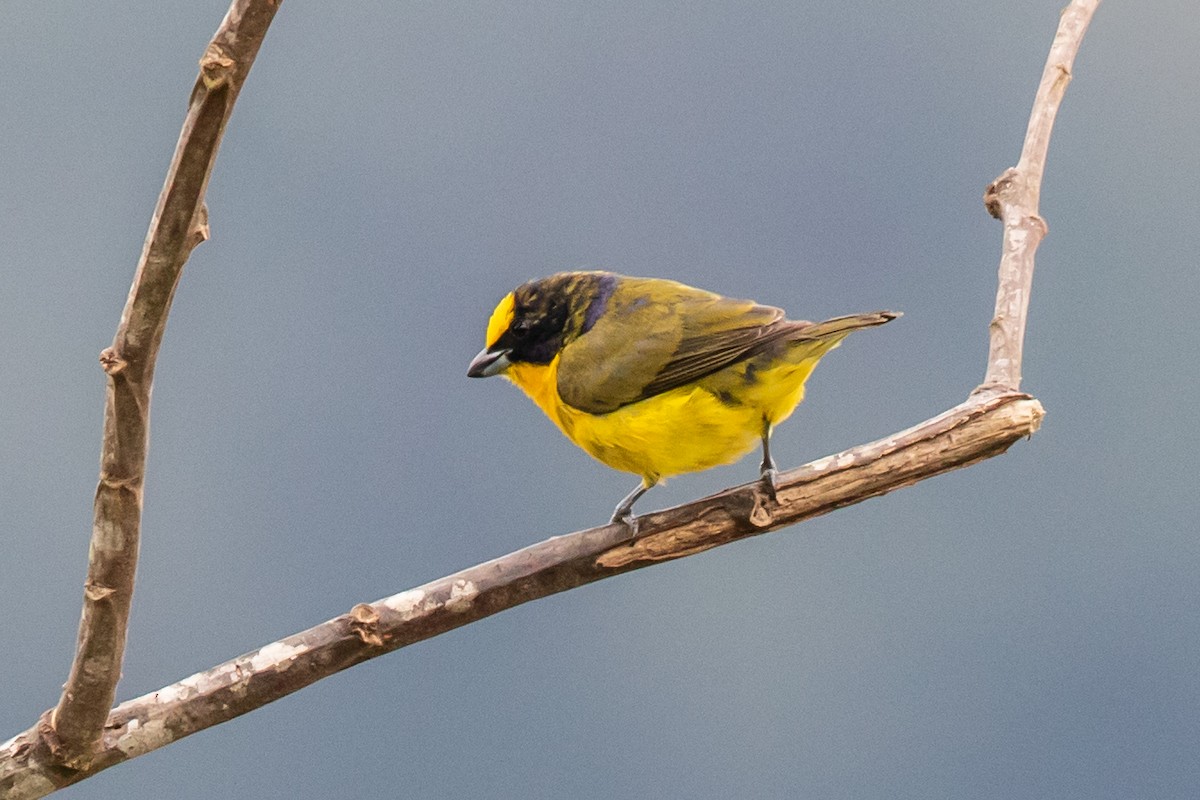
[556,277,791,414]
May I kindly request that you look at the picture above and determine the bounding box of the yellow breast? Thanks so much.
[505,350,826,484]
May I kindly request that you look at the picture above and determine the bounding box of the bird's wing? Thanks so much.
[556,278,790,414]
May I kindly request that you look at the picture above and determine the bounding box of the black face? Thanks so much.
[497,280,572,364]
[492,272,617,365]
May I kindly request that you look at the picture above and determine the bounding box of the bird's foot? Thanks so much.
[611,509,640,541]
[611,481,651,541]
[758,466,779,504]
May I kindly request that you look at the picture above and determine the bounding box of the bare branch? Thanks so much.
[979,0,1099,392]
[0,391,1041,796]
[0,2,1098,796]
[46,0,282,770]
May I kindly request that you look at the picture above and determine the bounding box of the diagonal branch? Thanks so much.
[1,391,1041,796]
[44,0,282,771]
[0,1,1097,796]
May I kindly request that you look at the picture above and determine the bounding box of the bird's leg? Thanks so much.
[611,481,652,540]
[759,418,778,502]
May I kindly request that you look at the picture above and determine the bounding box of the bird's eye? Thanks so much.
[511,318,533,337]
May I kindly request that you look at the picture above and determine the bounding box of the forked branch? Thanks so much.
[0,1,1097,797]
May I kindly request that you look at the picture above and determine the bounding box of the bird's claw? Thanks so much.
[759,467,779,503]
[611,510,640,541]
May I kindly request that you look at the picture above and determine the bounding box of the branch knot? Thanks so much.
[199,46,236,89]
[983,168,1021,219]
[349,604,384,646]
[83,582,117,603]
[98,348,127,376]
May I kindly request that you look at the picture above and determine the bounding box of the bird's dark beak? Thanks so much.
[468,347,512,378]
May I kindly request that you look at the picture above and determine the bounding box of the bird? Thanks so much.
[468,271,897,533]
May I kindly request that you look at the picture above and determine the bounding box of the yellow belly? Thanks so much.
[505,344,834,484]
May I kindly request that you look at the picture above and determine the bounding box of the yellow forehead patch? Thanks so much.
[485,291,516,348]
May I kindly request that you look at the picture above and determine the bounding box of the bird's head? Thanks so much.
[468,271,617,378]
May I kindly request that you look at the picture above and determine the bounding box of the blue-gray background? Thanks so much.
[2,2,1197,798]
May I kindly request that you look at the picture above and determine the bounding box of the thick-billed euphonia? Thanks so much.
[469,271,897,530]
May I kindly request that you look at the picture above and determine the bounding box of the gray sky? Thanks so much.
[3,2,1198,798]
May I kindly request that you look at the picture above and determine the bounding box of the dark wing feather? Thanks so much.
[644,311,899,397]
[556,277,786,414]
[638,317,813,398]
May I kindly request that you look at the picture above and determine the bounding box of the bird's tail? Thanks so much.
[797,311,901,341]
[778,311,900,364]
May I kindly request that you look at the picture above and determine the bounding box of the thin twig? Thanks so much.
[979,0,1099,392]
[0,391,1041,796]
[45,0,282,770]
